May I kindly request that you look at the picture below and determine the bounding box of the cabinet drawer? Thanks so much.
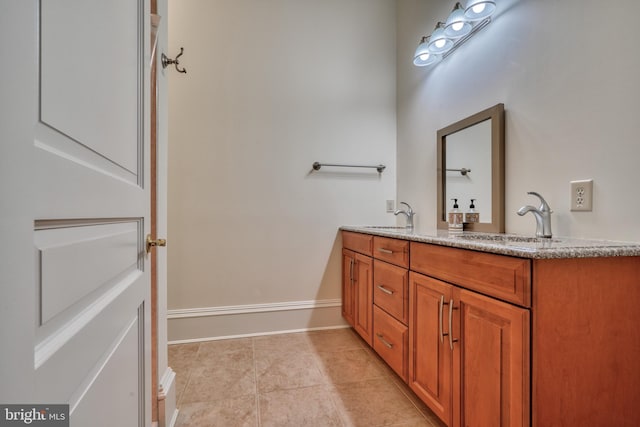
[342,231,372,256]
[373,260,408,325]
[373,305,408,382]
[373,236,409,267]
[410,242,531,307]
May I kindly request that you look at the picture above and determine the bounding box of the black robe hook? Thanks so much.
[161,47,187,74]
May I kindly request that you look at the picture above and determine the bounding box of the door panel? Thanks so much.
[36,221,140,324]
[40,0,141,174]
[69,308,145,427]
[35,270,145,402]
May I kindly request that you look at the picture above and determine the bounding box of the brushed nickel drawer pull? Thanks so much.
[377,248,394,254]
[376,333,393,349]
[448,299,459,350]
[439,295,445,343]
[377,285,394,295]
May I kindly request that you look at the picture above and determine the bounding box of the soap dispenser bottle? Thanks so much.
[465,199,479,224]
[448,198,463,231]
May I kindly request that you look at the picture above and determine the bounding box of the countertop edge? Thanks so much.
[340,226,640,259]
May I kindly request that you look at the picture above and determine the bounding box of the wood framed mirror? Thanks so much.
[437,103,505,232]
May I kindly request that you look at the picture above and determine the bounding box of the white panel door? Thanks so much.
[1,1,151,426]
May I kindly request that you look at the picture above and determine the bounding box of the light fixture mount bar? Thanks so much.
[442,17,491,60]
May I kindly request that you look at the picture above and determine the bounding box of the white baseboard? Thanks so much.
[157,367,177,427]
[167,298,347,343]
[167,409,179,427]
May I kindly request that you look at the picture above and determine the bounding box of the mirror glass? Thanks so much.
[437,104,504,232]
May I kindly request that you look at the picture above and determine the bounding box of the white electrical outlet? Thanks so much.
[386,200,395,212]
[570,179,593,211]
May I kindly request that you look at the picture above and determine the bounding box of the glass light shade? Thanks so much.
[427,23,453,54]
[444,6,472,39]
[464,0,496,20]
[413,38,439,66]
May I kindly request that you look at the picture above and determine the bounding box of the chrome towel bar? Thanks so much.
[312,162,386,173]
[446,167,471,176]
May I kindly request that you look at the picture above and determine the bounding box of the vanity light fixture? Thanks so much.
[413,0,496,68]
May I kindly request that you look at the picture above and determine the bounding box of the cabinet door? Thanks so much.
[409,272,453,426]
[452,288,530,427]
[342,249,355,327]
[353,253,373,345]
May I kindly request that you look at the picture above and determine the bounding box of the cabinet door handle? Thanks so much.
[349,259,354,285]
[439,295,445,343]
[377,248,394,254]
[376,333,393,349]
[377,285,394,295]
[448,299,459,350]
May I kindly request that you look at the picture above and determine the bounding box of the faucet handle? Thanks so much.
[527,191,552,212]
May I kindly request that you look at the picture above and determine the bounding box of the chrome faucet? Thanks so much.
[394,202,415,230]
[517,191,553,238]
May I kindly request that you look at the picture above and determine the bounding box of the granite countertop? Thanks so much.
[340,225,640,259]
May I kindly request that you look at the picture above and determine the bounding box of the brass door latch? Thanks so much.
[146,234,167,254]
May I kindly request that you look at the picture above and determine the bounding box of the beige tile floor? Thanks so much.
[169,328,445,427]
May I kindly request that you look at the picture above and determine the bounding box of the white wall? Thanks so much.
[398,0,640,241]
[167,0,397,340]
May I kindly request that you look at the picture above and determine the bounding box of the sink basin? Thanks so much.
[456,234,562,244]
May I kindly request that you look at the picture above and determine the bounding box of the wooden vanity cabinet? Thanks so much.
[342,233,530,426]
[342,232,373,345]
[410,242,530,427]
[343,230,640,427]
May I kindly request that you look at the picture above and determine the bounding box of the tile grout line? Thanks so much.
[384,368,443,427]
[389,378,434,425]
[252,337,262,427]
[177,342,200,409]
[306,332,349,427]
